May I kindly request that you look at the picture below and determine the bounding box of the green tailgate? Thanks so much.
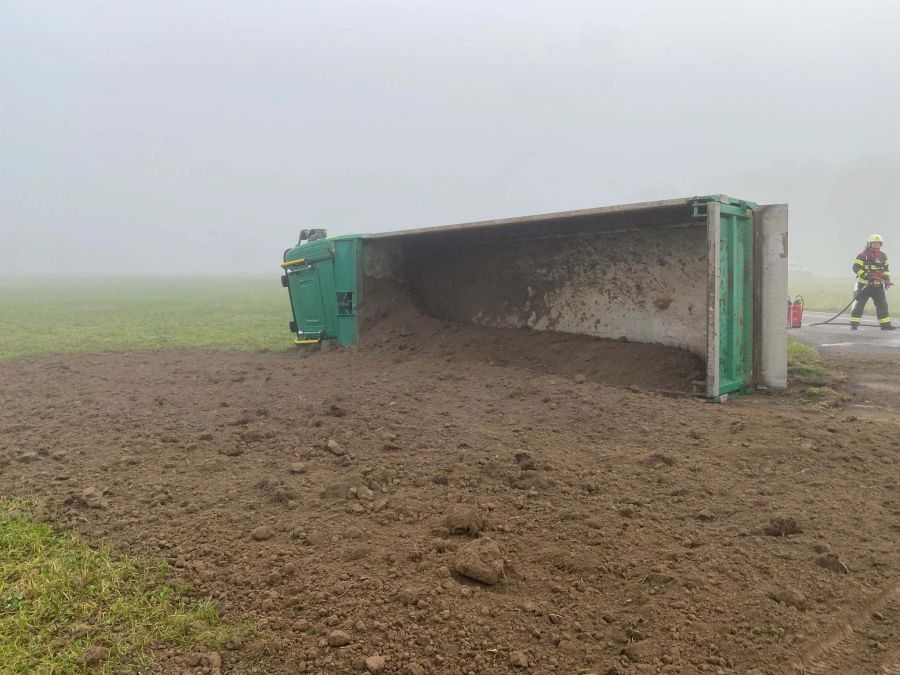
[717,202,754,395]
[693,196,757,398]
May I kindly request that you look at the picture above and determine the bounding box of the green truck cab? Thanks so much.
[280,229,362,346]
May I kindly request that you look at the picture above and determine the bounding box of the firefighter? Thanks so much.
[850,234,894,330]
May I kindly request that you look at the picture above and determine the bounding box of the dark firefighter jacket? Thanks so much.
[853,247,891,287]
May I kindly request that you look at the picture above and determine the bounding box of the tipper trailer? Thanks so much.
[280,195,788,400]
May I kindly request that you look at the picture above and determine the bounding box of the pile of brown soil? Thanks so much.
[360,277,705,393]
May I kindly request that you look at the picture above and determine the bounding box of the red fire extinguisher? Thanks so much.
[787,296,804,329]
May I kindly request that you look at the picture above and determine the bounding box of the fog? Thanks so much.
[2,0,899,278]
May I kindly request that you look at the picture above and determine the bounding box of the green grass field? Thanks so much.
[0,278,293,362]
[789,276,877,314]
[0,499,239,673]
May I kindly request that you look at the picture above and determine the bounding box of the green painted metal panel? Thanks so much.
[692,194,759,214]
[282,236,364,344]
[333,238,360,345]
[289,264,329,338]
[283,239,337,341]
[316,259,339,339]
[691,195,756,398]
[717,205,754,396]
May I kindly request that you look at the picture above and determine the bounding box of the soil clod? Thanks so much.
[327,630,351,647]
[250,525,275,541]
[764,517,802,537]
[444,503,485,536]
[82,645,109,666]
[816,553,849,573]
[454,537,504,585]
[770,588,808,610]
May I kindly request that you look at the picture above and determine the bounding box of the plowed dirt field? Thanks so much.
[1,331,898,674]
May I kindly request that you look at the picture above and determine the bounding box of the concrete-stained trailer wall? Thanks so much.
[360,198,788,395]
[404,224,707,356]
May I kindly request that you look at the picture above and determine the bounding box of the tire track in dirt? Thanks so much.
[800,581,900,674]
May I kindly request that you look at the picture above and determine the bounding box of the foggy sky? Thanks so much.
[2,0,899,278]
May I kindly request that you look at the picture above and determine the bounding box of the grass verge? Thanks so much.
[0,498,234,673]
[789,276,862,314]
[0,278,293,362]
[788,336,835,386]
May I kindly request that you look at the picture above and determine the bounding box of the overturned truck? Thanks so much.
[280,195,788,400]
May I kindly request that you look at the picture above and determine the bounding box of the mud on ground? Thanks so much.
[1,334,898,674]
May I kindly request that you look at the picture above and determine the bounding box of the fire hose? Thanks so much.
[807,296,857,326]
[808,282,890,327]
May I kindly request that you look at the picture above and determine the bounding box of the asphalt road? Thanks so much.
[791,310,900,353]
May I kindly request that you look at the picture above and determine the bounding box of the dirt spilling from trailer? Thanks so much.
[359,277,705,393]
[1,345,899,675]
